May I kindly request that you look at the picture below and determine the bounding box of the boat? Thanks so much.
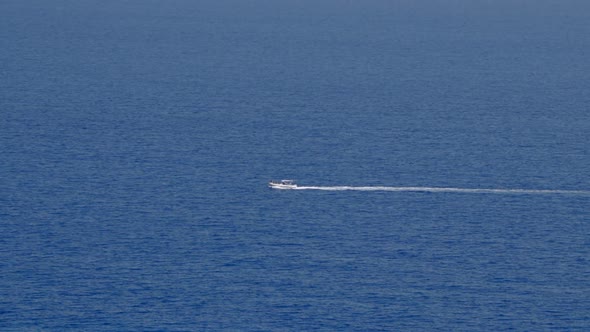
[269,179,297,189]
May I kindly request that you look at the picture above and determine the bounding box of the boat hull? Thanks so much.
[269,183,298,189]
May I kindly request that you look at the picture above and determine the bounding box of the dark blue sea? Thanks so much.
[1,0,589,330]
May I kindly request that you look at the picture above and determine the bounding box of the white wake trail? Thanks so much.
[293,186,590,196]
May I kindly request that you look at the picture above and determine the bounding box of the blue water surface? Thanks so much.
[1,0,589,330]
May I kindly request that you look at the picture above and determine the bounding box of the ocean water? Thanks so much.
[1,0,589,330]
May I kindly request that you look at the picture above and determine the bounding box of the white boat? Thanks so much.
[269,179,297,189]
